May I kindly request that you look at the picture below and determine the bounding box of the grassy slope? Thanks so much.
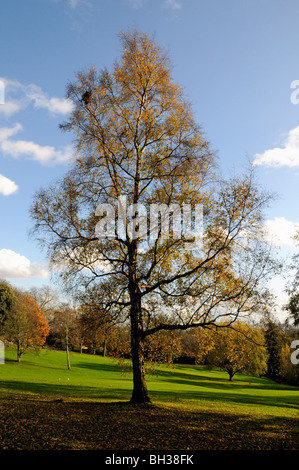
[0,347,298,450]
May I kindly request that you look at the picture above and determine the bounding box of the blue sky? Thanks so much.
[1,0,299,317]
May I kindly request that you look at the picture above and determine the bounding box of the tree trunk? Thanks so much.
[130,313,151,404]
[128,243,151,404]
[66,344,71,370]
[17,342,22,363]
[103,337,107,357]
[65,327,71,370]
[228,371,235,381]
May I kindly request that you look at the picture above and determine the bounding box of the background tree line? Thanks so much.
[1,280,298,385]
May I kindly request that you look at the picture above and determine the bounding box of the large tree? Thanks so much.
[30,30,276,403]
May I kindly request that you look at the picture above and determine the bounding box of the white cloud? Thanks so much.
[68,0,81,7]
[0,123,22,141]
[267,277,289,321]
[0,123,73,165]
[0,77,74,117]
[263,217,299,248]
[52,0,90,9]
[165,0,181,10]
[126,0,182,9]
[0,83,74,164]
[125,0,147,8]
[0,249,49,279]
[52,247,113,274]
[25,83,74,115]
[254,126,299,168]
[0,102,22,117]
[1,138,73,165]
[0,174,18,196]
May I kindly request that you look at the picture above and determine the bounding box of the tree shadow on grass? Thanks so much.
[1,373,298,413]
[0,397,297,450]
[149,388,299,412]
[155,366,297,392]
[75,361,130,374]
[148,368,299,411]
[0,379,132,401]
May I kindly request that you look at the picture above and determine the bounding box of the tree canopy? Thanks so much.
[194,321,268,381]
[30,29,277,403]
[2,289,49,362]
[0,281,15,325]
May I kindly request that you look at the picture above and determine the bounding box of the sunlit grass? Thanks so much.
[0,346,298,450]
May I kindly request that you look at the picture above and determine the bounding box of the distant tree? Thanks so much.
[195,322,268,381]
[263,320,285,380]
[80,307,109,355]
[107,325,131,368]
[0,281,15,326]
[279,343,299,386]
[78,285,118,356]
[29,285,60,321]
[284,292,299,327]
[51,305,81,369]
[144,329,182,367]
[284,228,299,326]
[2,290,49,362]
[179,330,198,364]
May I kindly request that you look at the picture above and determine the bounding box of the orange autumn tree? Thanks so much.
[2,290,49,362]
[25,295,50,346]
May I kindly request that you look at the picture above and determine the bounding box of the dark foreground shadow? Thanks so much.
[0,396,298,451]
[0,379,132,401]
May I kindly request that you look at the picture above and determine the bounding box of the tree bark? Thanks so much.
[103,337,107,357]
[66,343,71,370]
[128,243,151,404]
[65,327,71,370]
[16,342,22,363]
[130,310,151,404]
[228,371,235,381]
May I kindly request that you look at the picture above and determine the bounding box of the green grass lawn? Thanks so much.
[0,347,298,450]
